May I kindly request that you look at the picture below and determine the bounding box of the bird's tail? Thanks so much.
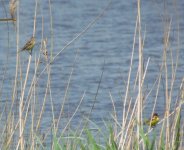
[143,119,149,125]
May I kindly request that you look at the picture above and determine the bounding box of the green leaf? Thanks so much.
[53,134,62,150]
[173,110,181,150]
[86,130,101,150]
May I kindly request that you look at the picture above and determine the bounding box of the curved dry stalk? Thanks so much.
[56,50,79,132]
[36,64,50,131]
[59,91,86,136]
[121,15,138,144]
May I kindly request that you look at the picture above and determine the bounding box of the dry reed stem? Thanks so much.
[48,0,54,60]
[137,0,143,149]
[163,17,172,150]
[120,96,139,149]
[119,14,138,148]
[60,91,86,136]
[17,55,32,150]
[56,50,79,132]
[109,91,118,137]
[36,66,50,130]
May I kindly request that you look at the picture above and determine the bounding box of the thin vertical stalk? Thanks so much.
[18,56,31,150]
[163,18,172,150]
[48,0,54,60]
[137,0,143,148]
[15,0,21,149]
[120,15,138,147]
[30,56,36,150]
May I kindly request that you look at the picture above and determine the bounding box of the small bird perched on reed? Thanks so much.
[144,113,159,127]
[19,37,36,55]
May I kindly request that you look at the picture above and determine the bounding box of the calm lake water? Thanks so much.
[0,0,184,143]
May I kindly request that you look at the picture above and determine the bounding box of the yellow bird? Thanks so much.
[19,37,36,55]
[144,113,159,127]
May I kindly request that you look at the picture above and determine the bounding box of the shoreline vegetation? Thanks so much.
[0,0,183,149]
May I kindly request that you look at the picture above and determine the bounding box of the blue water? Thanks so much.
[0,0,184,145]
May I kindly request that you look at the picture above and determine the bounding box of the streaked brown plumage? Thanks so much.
[19,37,36,55]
